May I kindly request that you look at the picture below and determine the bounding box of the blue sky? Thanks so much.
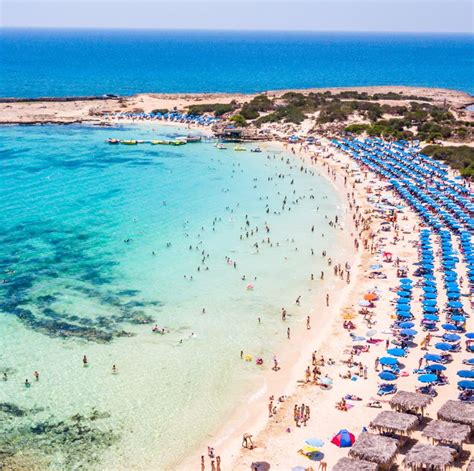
[2,0,473,32]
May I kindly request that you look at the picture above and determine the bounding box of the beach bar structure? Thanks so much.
[370,410,419,437]
[403,443,455,470]
[389,390,433,416]
[349,432,399,469]
[333,457,378,471]
[422,419,470,449]
[437,400,474,429]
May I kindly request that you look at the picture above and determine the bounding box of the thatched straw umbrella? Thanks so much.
[437,400,474,429]
[389,390,432,415]
[422,419,470,448]
[333,457,378,471]
[370,410,419,436]
[403,443,455,470]
[349,432,399,469]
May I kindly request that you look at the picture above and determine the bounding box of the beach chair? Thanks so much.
[377,383,397,396]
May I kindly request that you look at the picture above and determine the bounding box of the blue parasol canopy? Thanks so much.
[399,322,415,329]
[379,357,398,366]
[387,348,406,357]
[401,328,417,337]
[465,333,474,339]
[379,371,397,381]
[435,342,453,351]
[458,380,474,390]
[426,364,446,371]
[418,374,438,383]
[443,333,461,342]
[424,353,443,362]
[457,370,474,379]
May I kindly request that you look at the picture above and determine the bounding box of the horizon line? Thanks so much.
[2,26,474,35]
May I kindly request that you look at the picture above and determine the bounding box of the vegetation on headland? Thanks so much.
[422,145,474,178]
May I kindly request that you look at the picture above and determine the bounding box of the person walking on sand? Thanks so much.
[374,356,379,372]
[287,327,291,340]
[326,293,329,306]
[216,456,221,471]
[200,456,205,471]
[281,308,287,321]
[306,316,311,330]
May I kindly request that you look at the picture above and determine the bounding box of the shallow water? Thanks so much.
[0,124,350,469]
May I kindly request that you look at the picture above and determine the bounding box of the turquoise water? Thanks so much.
[1,30,473,97]
[0,124,350,469]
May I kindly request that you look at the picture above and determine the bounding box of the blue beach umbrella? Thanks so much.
[379,371,397,381]
[401,328,417,337]
[426,364,446,372]
[397,305,410,311]
[442,324,459,331]
[457,370,474,379]
[397,312,412,319]
[443,333,461,342]
[425,353,443,362]
[423,300,437,306]
[458,380,474,390]
[423,314,439,321]
[465,333,474,339]
[435,342,453,351]
[399,322,415,329]
[397,291,411,298]
[400,278,412,284]
[424,293,437,299]
[379,357,398,366]
[397,298,410,304]
[464,358,474,366]
[451,315,466,323]
[387,348,406,357]
[418,374,438,383]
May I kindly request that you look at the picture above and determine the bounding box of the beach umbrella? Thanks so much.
[442,324,459,331]
[458,380,474,390]
[424,353,443,363]
[370,264,382,270]
[319,376,333,386]
[358,300,371,307]
[401,328,417,337]
[399,322,415,329]
[331,429,355,448]
[426,364,446,372]
[464,358,474,366]
[292,467,306,471]
[379,357,398,366]
[379,371,397,381]
[443,333,461,342]
[424,293,437,299]
[418,374,438,383]
[397,312,412,319]
[366,329,377,338]
[305,438,325,448]
[400,278,412,284]
[451,315,466,323]
[397,305,410,312]
[423,300,437,306]
[364,293,378,301]
[435,342,453,351]
[465,333,474,339]
[387,348,406,357]
[397,298,410,304]
[448,301,463,309]
[423,314,439,321]
[457,370,474,379]
[397,291,411,298]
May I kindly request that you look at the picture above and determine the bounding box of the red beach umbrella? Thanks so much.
[331,429,355,448]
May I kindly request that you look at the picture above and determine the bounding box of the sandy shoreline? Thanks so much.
[1,85,473,126]
[179,140,363,471]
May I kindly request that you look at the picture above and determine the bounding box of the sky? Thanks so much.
[1,0,473,32]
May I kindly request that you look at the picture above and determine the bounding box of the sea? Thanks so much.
[0,123,351,469]
[0,29,473,97]
[0,29,472,470]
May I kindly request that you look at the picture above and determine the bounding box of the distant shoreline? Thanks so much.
[1,85,473,127]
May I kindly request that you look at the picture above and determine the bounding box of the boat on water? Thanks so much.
[185,135,202,143]
[250,147,262,153]
[169,140,186,146]
[234,145,246,151]
[121,140,138,145]
[106,138,120,144]
[151,140,170,145]
[216,144,227,150]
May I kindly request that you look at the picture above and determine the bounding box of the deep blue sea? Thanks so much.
[1,29,473,97]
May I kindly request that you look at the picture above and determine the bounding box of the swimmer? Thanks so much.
[112,365,117,374]
[33,371,39,381]
[83,355,88,367]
